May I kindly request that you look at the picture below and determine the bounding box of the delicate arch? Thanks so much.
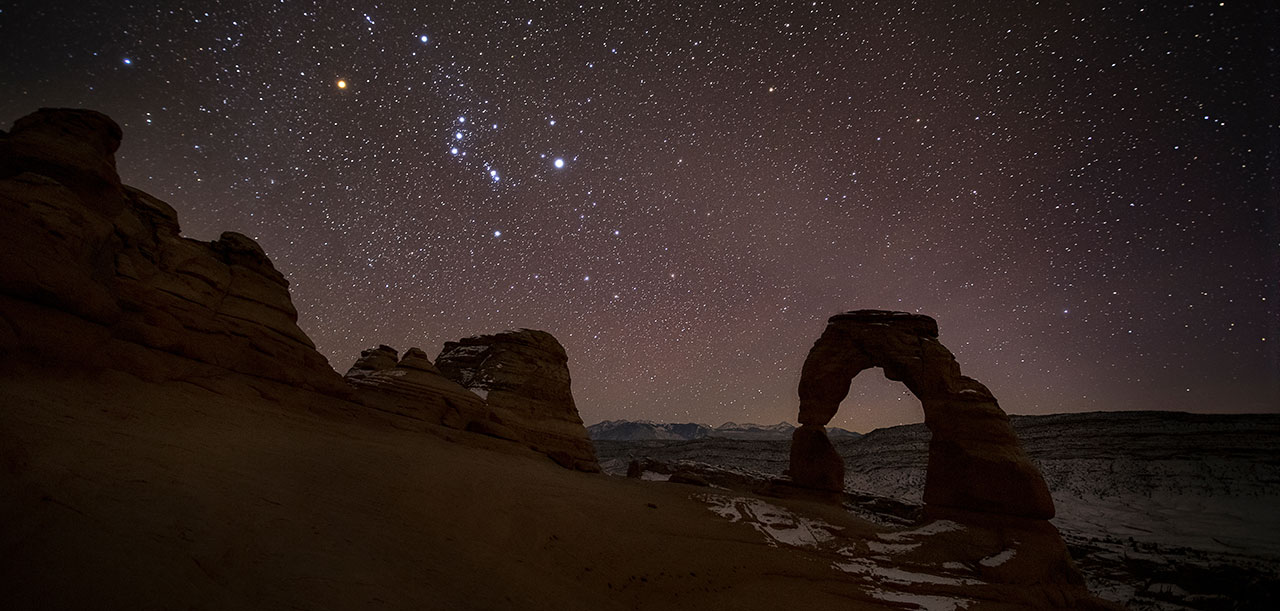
[790,310,1055,519]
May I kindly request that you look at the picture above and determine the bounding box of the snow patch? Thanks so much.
[833,559,982,586]
[639,471,670,482]
[699,494,840,548]
[878,520,965,541]
[469,388,489,400]
[979,548,1016,567]
[865,587,973,611]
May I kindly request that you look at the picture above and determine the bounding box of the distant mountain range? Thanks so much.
[587,420,861,441]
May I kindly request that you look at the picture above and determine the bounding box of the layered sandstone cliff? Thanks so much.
[0,108,597,472]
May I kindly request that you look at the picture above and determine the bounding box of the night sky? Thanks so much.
[4,1,1276,431]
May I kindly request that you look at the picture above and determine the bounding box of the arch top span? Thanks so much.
[789,310,1055,520]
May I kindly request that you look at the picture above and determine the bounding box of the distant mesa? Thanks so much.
[0,107,598,472]
[791,310,1055,520]
[588,420,861,441]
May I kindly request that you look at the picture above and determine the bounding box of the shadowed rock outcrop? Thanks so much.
[791,310,1055,520]
[342,333,600,471]
[1,107,598,474]
[435,330,601,472]
[0,108,347,395]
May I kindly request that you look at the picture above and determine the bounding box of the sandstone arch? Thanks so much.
[790,310,1055,519]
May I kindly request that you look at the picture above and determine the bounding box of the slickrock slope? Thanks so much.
[435,329,601,472]
[587,420,862,441]
[2,362,1124,610]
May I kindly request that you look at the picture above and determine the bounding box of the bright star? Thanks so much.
[554,158,565,169]
[420,35,429,43]
[337,79,347,89]
[454,131,463,140]
[450,147,458,155]
[493,230,502,237]
[458,116,465,123]
[549,119,556,126]
[122,58,132,65]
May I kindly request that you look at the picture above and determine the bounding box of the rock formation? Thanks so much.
[0,107,598,473]
[0,108,347,396]
[435,329,600,472]
[791,310,1055,520]
[343,345,489,431]
[342,336,599,471]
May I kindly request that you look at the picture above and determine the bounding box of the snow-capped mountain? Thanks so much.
[585,420,713,441]
[587,420,861,441]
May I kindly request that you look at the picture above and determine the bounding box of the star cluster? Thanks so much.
[3,1,1275,430]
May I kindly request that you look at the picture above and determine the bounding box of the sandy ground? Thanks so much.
[0,364,1099,610]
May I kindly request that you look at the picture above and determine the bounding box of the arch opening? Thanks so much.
[830,366,923,434]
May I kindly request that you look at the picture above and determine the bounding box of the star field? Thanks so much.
[3,1,1276,431]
